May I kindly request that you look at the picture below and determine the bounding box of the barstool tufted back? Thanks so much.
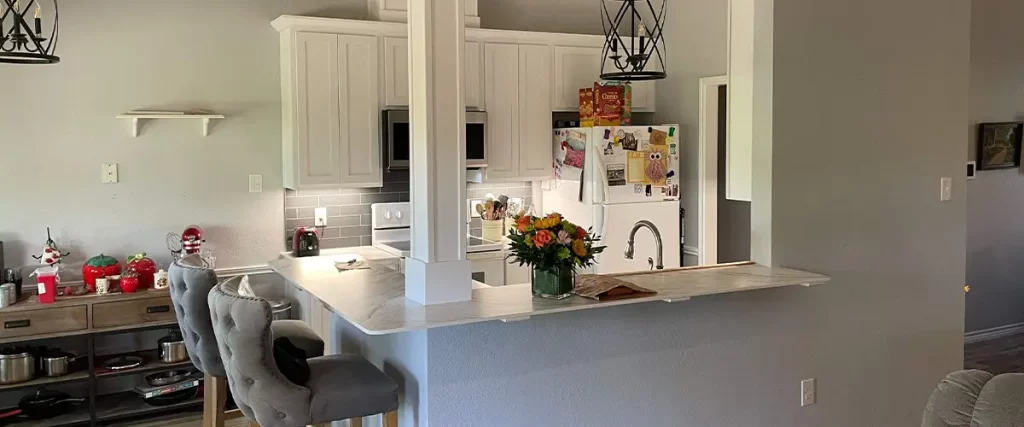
[209,276,312,427]
[168,254,225,377]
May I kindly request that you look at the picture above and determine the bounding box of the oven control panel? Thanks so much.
[371,202,412,230]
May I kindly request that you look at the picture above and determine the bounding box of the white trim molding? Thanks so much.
[683,246,700,257]
[698,75,729,266]
[964,322,1024,344]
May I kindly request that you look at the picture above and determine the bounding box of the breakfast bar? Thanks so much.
[271,255,831,426]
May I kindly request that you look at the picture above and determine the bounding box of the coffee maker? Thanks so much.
[292,227,320,257]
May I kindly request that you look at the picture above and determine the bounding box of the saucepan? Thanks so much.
[0,348,35,385]
[39,351,84,377]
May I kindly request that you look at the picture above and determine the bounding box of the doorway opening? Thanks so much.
[698,76,750,265]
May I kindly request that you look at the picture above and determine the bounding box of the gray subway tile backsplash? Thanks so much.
[284,177,533,249]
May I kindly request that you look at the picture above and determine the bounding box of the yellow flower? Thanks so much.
[572,239,588,257]
[534,216,561,230]
[524,234,534,247]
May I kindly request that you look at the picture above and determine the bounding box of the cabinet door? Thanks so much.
[484,43,521,180]
[383,37,409,107]
[337,35,383,186]
[553,46,602,111]
[518,44,553,180]
[631,80,656,112]
[465,41,483,110]
[295,32,343,186]
[384,38,482,109]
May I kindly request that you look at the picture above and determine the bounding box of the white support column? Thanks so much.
[405,0,472,305]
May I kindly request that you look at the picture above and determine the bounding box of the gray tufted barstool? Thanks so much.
[922,370,1024,427]
[169,254,326,427]
[209,275,399,427]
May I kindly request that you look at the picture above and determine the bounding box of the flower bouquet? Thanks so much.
[506,212,605,299]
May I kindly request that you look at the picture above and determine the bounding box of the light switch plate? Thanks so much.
[102,163,118,184]
[940,177,952,202]
[248,174,263,193]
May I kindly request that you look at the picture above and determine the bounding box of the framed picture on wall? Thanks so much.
[977,122,1023,170]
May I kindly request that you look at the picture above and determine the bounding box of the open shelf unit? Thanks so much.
[116,112,225,137]
[4,391,202,427]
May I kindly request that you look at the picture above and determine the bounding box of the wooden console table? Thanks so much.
[0,289,202,426]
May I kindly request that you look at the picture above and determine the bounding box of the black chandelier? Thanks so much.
[600,0,666,81]
[0,0,59,64]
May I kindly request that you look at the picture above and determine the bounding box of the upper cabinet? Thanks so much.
[280,32,382,189]
[382,37,484,110]
[552,43,657,113]
[368,0,481,28]
[484,43,553,182]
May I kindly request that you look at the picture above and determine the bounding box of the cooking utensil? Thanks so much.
[143,387,198,406]
[0,283,16,308]
[3,268,21,297]
[103,355,144,371]
[0,348,34,385]
[40,351,82,377]
[475,203,485,217]
[19,388,84,419]
[145,369,190,387]
[158,330,188,363]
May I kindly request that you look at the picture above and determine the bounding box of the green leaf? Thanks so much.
[557,247,571,260]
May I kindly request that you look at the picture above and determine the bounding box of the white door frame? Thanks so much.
[698,75,729,266]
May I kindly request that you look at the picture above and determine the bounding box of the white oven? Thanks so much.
[371,202,508,286]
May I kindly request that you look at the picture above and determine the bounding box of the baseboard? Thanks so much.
[965,322,1024,344]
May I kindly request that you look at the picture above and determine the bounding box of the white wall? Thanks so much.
[966,0,1024,333]
[0,0,366,273]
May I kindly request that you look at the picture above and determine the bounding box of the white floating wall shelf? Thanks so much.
[117,112,225,137]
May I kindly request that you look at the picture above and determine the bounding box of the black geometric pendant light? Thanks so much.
[0,0,60,64]
[600,0,666,81]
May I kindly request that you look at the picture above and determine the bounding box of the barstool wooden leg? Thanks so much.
[349,418,363,427]
[383,410,398,427]
[203,374,229,427]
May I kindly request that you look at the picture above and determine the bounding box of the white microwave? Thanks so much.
[383,110,487,170]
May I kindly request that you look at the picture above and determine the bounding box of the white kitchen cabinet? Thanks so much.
[382,37,484,110]
[368,0,480,27]
[484,43,553,182]
[554,44,657,113]
[282,32,382,189]
[518,45,554,179]
[484,43,521,180]
[553,46,602,111]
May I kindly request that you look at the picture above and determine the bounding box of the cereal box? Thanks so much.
[594,82,625,126]
[579,88,595,127]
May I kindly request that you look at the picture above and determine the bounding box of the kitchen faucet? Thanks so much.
[624,220,664,270]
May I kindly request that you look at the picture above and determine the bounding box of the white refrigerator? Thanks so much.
[542,125,681,274]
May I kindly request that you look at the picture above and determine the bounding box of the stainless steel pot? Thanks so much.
[40,352,80,377]
[0,349,35,384]
[268,298,293,320]
[157,330,188,364]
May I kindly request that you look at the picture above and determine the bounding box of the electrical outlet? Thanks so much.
[469,199,485,218]
[801,378,816,407]
[102,163,118,184]
[940,177,952,202]
[248,174,263,193]
[314,207,328,227]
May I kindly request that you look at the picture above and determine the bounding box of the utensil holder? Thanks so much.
[481,219,505,241]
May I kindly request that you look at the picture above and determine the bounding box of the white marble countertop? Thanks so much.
[278,246,399,261]
[269,256,831,336]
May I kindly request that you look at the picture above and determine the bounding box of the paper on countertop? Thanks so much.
[335,256,371,272]
[575,274,658,301]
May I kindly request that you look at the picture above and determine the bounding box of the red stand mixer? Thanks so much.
[167,225,214,266]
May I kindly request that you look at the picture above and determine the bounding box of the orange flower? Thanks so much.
[516,215,534,232]
[534,230,555,247]
[572,239,588,257]
[575,227,587,240]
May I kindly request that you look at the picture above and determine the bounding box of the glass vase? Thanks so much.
[531,266,575,300]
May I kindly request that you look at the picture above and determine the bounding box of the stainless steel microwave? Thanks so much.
[383,110,487,170]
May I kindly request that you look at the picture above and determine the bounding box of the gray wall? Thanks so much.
[652,0,729,265]
[0,0,366,274]
[966,0,1024,333]
[411,1,969,426]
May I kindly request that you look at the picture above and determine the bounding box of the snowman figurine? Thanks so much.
[32,227,70,266]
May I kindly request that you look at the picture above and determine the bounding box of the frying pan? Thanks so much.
[17,388,85,419]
